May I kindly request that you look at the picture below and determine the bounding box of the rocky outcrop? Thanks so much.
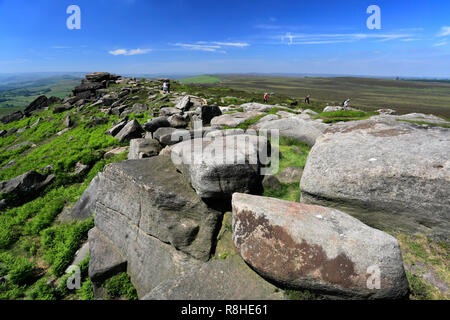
[142,255,285,300]
[256,117,328,146]
[23,95,48,115]
[90,156,222,296]
[128,138,162,159]
[88,227,127,283]
[142,117,171,133]
[114,119,144,142]
[175,96,192,111]
[0,111,23,124]
[211,111,264,128]
[0,171,55,206]
[95,156,222,261]
[232,193,409,299]
[60,175,101,222]
[171,134,269,199]
[301,118,450,239]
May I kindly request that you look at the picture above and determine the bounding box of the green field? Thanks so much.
[0,76,81,115]
[195,75,450,119]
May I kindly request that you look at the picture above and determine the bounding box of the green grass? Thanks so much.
[105,273,138,300]
[395,233,449,300]
[40,218,94,277]
[262,137,310,202]
[179,75,221,84]
[316,110,379,123]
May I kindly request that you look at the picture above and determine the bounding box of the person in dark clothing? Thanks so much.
[167,81,171,93]
[305,94,311,104]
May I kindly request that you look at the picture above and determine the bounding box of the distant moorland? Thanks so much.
[0,75,82,115]
[184,75,450,119]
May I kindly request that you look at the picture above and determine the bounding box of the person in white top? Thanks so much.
[163,81,168,93]
[343,98,350,109]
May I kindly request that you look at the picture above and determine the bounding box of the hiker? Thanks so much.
[343,98,350,109]
[264,93,268,103]
[305,94,311,104]
[167,80,171,93]
[163,81,168,93]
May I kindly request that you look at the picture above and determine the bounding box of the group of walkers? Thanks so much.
[263,91,351,109]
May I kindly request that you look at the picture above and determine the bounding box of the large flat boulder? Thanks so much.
[142,255,285,300]
[211,111,264,128]
[256,118,328,146]
[95,156,222,262]
[301,119,450,239]
[171,134,269,199]
[232,193,409,299]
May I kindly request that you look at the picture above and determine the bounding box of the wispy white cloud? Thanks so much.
[51,46,72,49]
[433,41,447,47]
[277,33,412,45]
[254,24,282,30]
[172,41,249,52]
[438,26,450,37]
[212,42,249,47]
[109,48,152,56]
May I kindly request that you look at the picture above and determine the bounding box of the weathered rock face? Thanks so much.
[171,134,269,199]
[211,111,264,128]
[85,72,120,83]
[95,156,222,262]
[256,117,328,146]
[60,174,101,222]
[105,119,127,136]
[88,227,127,284]
[168,114,188,128]
[142,255,285,300]
[301,119,450,239]
[159,107,181,117]
[142,116,171,133]
[128,138,162,159]
[0,171,55,206]
[175,95,192,111]
[153,128,190,146]
[241,102,274,113]
[114,119,144,142]
[232,193,409,299]
[92,156,222,296]
[23,95,48,115]
[0,111,23,124]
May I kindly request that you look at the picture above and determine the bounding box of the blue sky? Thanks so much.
[1,0,450,77]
